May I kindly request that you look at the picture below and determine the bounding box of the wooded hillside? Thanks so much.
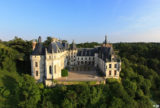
[0,37,159,108]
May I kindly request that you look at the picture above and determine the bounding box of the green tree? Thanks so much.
[61,69,68,77]
[18,74,41,108]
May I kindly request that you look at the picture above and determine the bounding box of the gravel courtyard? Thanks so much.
[55,69,105,82]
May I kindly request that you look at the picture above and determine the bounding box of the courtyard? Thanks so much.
[55,65,105,82]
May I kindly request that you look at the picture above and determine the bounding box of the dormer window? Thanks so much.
[114,64,117,68]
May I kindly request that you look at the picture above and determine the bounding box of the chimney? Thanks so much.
[51,37,59,42]
[32,40,37,51]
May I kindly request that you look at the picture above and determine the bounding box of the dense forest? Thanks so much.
[0,37,160,108]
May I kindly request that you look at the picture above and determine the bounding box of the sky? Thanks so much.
[0,0,160,43]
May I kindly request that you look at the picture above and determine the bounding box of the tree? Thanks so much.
[89,87,102,106]
[17,74,41,108]
[61,69,68,77]
[43,37,52,48]
[123,79,137,98]
[109,97,124,108]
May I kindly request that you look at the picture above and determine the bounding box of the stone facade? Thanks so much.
[30,36,121,85]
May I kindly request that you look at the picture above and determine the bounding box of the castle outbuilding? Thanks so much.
[30,36,121,85]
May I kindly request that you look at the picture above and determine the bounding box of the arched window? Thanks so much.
[49,66,52,74]
[36,71,38,76]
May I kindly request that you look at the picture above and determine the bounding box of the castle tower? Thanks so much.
[30,36,45,82]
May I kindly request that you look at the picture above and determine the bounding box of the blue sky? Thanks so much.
[0,0,160,43]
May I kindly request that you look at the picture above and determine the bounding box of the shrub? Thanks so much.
[61,69,68,77]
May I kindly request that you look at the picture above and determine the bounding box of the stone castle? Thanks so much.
[30,36,121,85]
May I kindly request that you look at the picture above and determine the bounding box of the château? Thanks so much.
[30,36,121,85]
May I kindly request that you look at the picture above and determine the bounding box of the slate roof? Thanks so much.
[97,46,120,62]
[32,43,45,55]
[32,36,45,55]
[47,41,69,53]
[77,48,97,56]
[97,47,112,62]
[31,37,120,62]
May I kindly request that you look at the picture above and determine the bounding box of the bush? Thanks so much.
[61,69,68,77]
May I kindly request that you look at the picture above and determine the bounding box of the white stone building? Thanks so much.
[30,36,121,84]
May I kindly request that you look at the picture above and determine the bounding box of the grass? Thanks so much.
[55,80,105,85]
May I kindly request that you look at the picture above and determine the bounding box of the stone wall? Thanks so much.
[30,55,45,82]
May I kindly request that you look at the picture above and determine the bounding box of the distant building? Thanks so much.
[30,36,121,85]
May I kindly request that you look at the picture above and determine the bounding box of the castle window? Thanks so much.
[54,65,56,74]
[49,66,52,74]
[85,58,87,60]
[81,61,83,64]
[109,64,112,68]
[109,71,112,75]
[114,70,117,76]
[35,62,38,67]
[81,58,83,60]
[114,64,117,68]
[36,71,38,76]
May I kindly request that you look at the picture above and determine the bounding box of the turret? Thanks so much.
[102,35,112,47]
[70,40,77,50]
[104,35,108,45]
[30,36,45,82]
[38,36,42,43]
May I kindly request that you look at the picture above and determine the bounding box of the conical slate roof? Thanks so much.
[32,36,45,55]
[70,40,76,50]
